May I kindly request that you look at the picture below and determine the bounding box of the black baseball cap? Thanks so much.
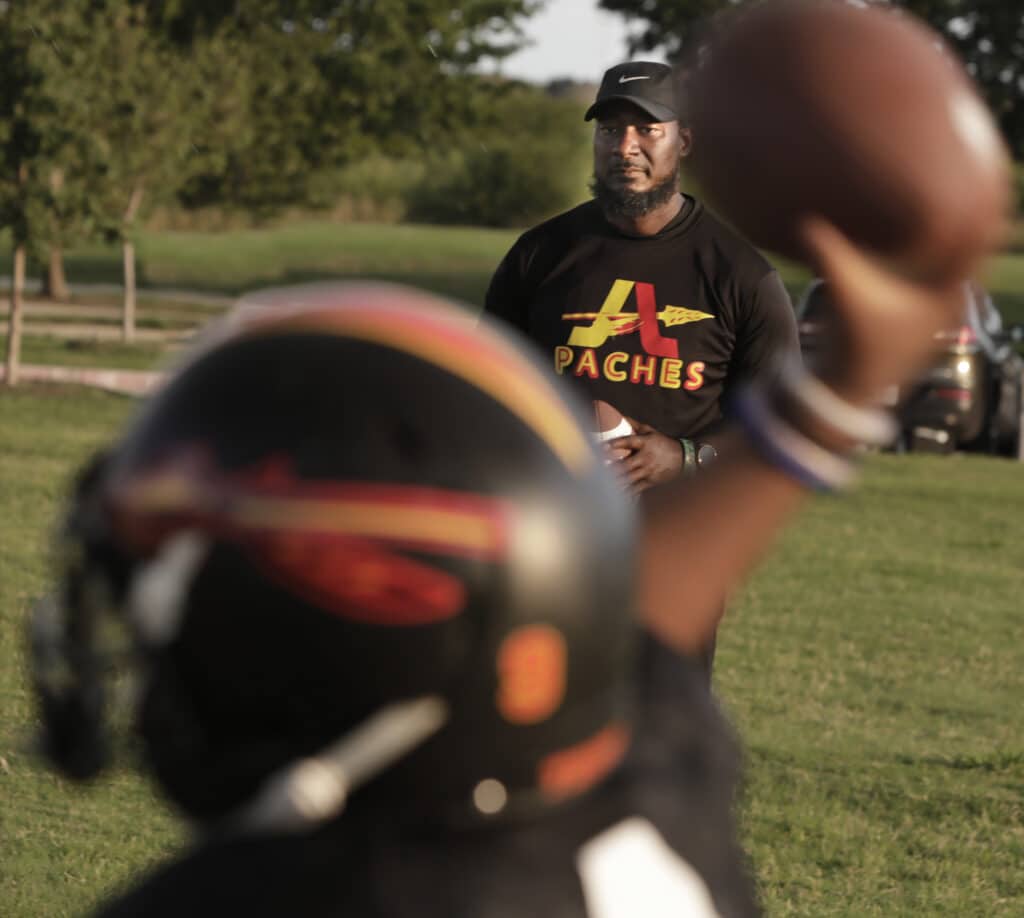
[584,61,680,123]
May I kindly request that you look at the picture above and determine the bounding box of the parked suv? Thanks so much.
[796,279,1024,457]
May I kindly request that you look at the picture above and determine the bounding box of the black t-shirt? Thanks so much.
[484,198,798,440]
[95,636,758,918]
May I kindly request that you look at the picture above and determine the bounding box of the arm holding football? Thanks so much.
[638,220,969,653]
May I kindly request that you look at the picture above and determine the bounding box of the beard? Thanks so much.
[590,166,680,221]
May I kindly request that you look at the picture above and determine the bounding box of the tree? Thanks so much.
[30,1,243,340]
[599,0,1024,157]
[0,4,83,383]
[167,0,543,216]
[40,165,89,302]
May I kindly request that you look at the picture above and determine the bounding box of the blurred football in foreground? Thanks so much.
[686,0,1013,283]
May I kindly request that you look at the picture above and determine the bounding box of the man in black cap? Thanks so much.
[484,61,799,676]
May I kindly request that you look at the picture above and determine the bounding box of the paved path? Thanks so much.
[18,301,217,320]
[0,363,163,395]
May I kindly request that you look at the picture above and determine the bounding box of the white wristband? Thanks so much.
[733,385,858,492]
[777,358,898,447]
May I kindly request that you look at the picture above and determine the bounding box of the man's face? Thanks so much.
[592,102,689,195]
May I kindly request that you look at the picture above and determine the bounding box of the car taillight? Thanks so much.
[934,324,976,345]
[933,388,972,404]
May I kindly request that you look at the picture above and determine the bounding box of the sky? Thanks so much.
[499,0,669,84]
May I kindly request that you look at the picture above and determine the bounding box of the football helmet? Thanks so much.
[31,283,637,831]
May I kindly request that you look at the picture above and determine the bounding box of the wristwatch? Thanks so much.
[679,438,718,476]
[696,442,718,469]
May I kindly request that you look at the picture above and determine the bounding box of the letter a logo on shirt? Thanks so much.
[563,280,714,359]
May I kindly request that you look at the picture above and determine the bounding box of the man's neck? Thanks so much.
[605,192,685,237]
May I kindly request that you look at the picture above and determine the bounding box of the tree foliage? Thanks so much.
[3,0,541,226]
[0,0,546,325]
[902,0,1024,157]
[599,0,1024,157]
[407,84,591,227]
[35,4,225,232]
[599,0,737,59]
[0,3,89,254]
[164,0,542,214]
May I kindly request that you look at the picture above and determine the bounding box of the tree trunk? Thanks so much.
[42,245,71,302]
[122,237,136,343]
[122,184,144,343]
[4,245,26,387]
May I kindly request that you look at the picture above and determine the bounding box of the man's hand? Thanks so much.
[608,420,683,494]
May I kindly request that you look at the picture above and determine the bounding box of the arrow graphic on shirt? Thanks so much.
[560,312,644,337]
[562,305,715,333]
[564,280,715,357]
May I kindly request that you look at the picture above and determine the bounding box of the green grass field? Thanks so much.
[720,455,1024,915]
[0,388,182,917]
[38,222,523,306]
[1,221,1023,915]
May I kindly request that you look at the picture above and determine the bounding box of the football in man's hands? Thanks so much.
[686,0,1013,283]
[592,400,633,461]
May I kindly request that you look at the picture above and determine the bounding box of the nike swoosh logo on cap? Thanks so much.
[618,75,650,83]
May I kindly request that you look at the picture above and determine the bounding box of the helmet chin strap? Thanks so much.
[221,695,449,836]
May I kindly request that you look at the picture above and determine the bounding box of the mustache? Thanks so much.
[609,159,649,173]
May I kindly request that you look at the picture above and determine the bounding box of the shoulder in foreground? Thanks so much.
[93,834,339,918]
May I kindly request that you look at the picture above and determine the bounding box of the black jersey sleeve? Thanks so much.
[482,235,533,333]
[726,269,799,390]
